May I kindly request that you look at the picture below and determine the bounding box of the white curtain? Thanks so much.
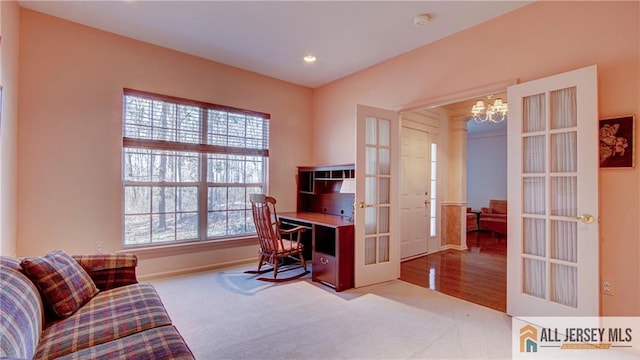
[363,116,391,265]
[551,220,577,263]
[524,258,546,299]
[365,207,376,235]
[551,132,577,173]
[551,263,577,307]
[379,236,390,263]
[523,93,546,132]
[521,88,578,308]
[365,237,376,265]
[524,135,546,173]
[523,218,545,256]
[523,177,545,215]
[551,177,577,217]
[551,87,577,129]
[522,93,547,299]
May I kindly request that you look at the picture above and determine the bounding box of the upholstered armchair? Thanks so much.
[479,200,507,235]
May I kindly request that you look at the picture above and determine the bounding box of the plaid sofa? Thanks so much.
[0,254,194,360]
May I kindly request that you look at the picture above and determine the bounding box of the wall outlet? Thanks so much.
[96,242,103,254]
[602,280,613,295]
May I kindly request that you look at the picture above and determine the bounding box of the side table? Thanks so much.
[471,210,482,229]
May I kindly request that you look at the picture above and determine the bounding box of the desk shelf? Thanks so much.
[297,164,355,217]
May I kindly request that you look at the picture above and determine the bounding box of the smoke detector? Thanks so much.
[413,13,431,26]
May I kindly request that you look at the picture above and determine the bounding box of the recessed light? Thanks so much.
[303,55,317,63]
[413,13,431,26]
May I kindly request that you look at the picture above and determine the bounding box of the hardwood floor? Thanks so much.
[400,231,507,312]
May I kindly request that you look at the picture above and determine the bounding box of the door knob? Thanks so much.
[358,201,373,208]
[575,214,595,224]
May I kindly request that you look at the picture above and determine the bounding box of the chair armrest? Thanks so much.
[279,226,307,244]
[280,226,307,235]
[72,254,138,291]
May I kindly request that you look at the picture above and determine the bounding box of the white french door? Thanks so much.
[354,104,400,287]
[507,65,599,316]
[400,127,439,259]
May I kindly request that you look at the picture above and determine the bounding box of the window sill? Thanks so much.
[118,236,258,260]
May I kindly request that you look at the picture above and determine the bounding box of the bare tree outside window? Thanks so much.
[122,89,269,247]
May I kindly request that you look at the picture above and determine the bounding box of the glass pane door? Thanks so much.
[507,65,598,317]
[364,116,391,265]
[521,87,579,308]
[355,104,399,287]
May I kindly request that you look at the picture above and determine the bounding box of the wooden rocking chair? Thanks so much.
[246,194,309,281]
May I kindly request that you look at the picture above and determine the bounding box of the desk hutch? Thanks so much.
[279,164,355,291]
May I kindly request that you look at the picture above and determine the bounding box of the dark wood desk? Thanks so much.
[279,212,354,292]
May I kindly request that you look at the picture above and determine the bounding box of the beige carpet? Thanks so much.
[150,264,512,359]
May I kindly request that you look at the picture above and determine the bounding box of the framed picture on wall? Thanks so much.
[599,115,635,168]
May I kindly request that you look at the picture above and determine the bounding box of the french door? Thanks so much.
[507,65,599,316]
[354,104,400,287]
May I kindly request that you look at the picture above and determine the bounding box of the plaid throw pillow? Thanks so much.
[20,250,99,318]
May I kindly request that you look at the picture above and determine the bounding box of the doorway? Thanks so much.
[398,92,509,312]
[357,68,599,318]
[398,66,599,317]
[400,110,440,259]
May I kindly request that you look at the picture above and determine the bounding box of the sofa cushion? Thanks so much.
[0,257,44,360]
[72,254,138,291]
[20,250,99,319]
[55,326,194,360]
[36,283,173,359]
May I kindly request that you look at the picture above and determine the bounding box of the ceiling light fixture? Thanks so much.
[471,96,508,123]
[303,55,316,63]
[413,13,431,26]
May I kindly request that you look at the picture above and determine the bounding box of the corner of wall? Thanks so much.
[0,0,20,256]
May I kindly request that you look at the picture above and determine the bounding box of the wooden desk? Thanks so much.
[279,212,354,292]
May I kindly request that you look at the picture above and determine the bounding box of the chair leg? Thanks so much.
[257,254,265,272]
[273,258,279,279]
[299,252,307,271]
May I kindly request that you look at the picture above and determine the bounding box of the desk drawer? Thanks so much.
[313,252,336,287]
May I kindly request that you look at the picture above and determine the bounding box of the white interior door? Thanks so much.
[355,104,399,287]
[401,127,439,258]
[507,65,599,317]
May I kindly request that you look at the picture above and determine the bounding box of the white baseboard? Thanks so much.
[138,258,255,281]
[401,253,429,262]
[440,244,468,251]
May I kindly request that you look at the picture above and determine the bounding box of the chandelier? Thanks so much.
[471,97,508,123]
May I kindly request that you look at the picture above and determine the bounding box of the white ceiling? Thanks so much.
[19,0,532,89]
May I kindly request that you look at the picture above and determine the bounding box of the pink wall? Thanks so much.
[0,0,20,256]
[312,2,639,315]
[17,9,313,276]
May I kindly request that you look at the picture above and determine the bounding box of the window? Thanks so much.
[429,142,437,237]
[122,89,269,246]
